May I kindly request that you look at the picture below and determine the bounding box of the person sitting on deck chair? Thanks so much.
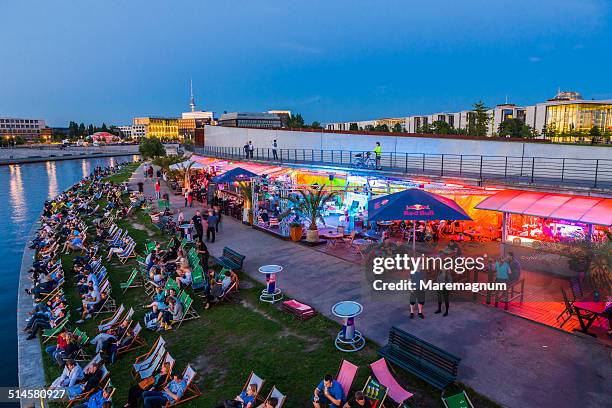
[313,374,344,408]
[262,397,278,408]
[66,361,104,400]
[142,373,187,408]
[73,386,112,408]
[222,383,257,408]
[50,359,84,389]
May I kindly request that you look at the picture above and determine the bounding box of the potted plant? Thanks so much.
[236,181,254,225]
[289,221,303,242]
[285,185,337,243]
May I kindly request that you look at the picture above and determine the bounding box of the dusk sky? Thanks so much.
[1,0,611,126]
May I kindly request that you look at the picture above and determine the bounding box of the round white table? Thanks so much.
[258,265,284,303]
[179,223,194,242]
[332,300,365,352]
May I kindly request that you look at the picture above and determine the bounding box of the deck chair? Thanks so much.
[442,390,474,408]
[97,304,125,332]
[94,279,116,316]
[165,365,202,406]
[370,358,413,406]
[136,345,166,380]
[144,241,157,255]
[67,364,109,408]
[73,327,92,362]
[242,372,265,402]
[42,311,71,343]
[117,322,147,356]
[257,386,286,408]
[191,265,206,291]
[556,287,576,328]
[361,376,388,408]
[337,359,359,398]
[121,268,142,293]
[132,336,166,377]
[176,294,200,329]
[118,240,137,263]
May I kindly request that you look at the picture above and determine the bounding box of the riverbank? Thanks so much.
[16,221,44,408]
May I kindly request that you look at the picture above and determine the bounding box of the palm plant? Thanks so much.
[285,185,337,234]
[236,181,253,210]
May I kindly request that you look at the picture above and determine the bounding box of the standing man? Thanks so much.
[191,210,203,242]
[206,210,218,242]
[243,142,249,158]
[374,142,382,170]
[272,139,278,160]
[508,252,521,283]
[248,141,254,158]
[154,180,161,199]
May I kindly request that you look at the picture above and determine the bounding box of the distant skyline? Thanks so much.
[1,0,611,126]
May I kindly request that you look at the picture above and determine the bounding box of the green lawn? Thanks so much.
[40,164,500,408]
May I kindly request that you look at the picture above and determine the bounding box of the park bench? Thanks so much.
[214,247,246,273]
[378,326,461,390]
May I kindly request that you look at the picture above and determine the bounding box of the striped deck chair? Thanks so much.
[118,240,137,263]
[370,358,413,406]
[42,311,71,343]
[97,304,125,332]
[136,344,166,380]
[132,336,166,377]
[242,372,265,403]
[165,365,202,406]
[73,327,92,362]
[257,386,286,408]
[117,322,147,356]
[120,268,142,293]
[67,364,109,408]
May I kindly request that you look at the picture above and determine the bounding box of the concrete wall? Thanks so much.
[204,125,612,160]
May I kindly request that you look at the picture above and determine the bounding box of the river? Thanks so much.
[0,155,138,386]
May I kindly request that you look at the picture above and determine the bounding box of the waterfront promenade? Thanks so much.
[134,164,611,408]
[0,145,139,165]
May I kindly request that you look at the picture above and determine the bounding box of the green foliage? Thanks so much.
[497,118,535,138]
[286,113,305,128]
[430,120,454,135]
[589,126,601,136]
[349,122,359,131]
[311,121,322,129]
[284,185,337,231]
[364,124,375,131]
[139,138,166,159]
[392,123,404,133]
[152,155,184,172]
[374,124,390,132]
[468,101,491,136]
[236,181,254,210]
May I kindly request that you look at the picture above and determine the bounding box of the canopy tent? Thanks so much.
[475,190,612,226]
[212,167,258,184]
[368,188,471,250]
[168,160,206,171]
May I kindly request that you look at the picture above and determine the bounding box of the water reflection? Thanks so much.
[8,165,25,223]
[46,161,58,198]
[81,160,90,178]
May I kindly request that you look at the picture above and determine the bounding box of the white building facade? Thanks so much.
[0,117,46,141]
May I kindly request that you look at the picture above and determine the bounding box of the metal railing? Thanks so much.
[193,145,612,190]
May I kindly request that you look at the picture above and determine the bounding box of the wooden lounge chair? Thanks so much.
[66,364,110,408]
[176,293,200,329]
[93,279,116,317]
[132,336,166,378]
[165,365,202,406]
[42,311,71,343]
[257,386,286,408]
[337,359,359,398]
[73,327,92,362]
[97,304,125,332]
[118,240,137,263]
[117,322,147,356]
[242,372,265,402]
[370,358,413,406]
[281,299,317,321]
[136,344,166,380]
[442,390,474,408]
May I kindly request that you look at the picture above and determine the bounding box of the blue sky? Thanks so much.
[1,0,611,126]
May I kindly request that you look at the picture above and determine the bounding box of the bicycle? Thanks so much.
[353,151,376,169]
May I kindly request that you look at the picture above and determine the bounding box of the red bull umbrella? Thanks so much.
[368,188,471,222]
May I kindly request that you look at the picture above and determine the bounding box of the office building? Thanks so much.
[267,110,292,127]
[133,117,179,139]
[0,117,46,141]
[218,112,281,128]
[326,117,404,131]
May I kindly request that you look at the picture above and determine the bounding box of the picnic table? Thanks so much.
[332,301,365,352]
[572,301,608,337]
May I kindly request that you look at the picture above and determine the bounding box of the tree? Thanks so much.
[374,124,390,132]
[497,118,535,138]
[283,185,338,241]
[468,101,491,136]
[392,123,403,133]
[589,126,601,136]
[101,123,108,132]
[78,123,86,137]
[88,124,95,135]
[349,123,359,131]
[430,120,453,135]
[139,138,166,159]
[311,121,322,129]
[416,123,432,134]
[68,121,79,138]
[287,113,305,128]
[364,125,375,131]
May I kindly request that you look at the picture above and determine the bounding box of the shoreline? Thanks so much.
[16,220,44,408]
[0,152,138,166]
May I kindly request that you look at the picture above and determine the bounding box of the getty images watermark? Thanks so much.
[369,253,507,293]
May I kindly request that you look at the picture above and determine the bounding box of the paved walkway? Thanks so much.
[131,164,612,408]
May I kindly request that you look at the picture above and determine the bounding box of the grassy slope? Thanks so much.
[40,163,500,408]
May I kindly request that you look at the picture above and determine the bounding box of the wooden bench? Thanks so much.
[214,247,246,272]
[378,326,460,390]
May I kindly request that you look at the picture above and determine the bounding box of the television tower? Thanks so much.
[189,78,196,112]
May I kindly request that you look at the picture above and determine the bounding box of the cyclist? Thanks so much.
[374,142,382,169]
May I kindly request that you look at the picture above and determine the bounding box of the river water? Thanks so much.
[0,155,138,386]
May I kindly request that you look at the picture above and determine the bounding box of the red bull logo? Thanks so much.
[406,204,430,211]
[374,199,390,209]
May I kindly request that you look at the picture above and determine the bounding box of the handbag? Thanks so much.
[138,376,155,390]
